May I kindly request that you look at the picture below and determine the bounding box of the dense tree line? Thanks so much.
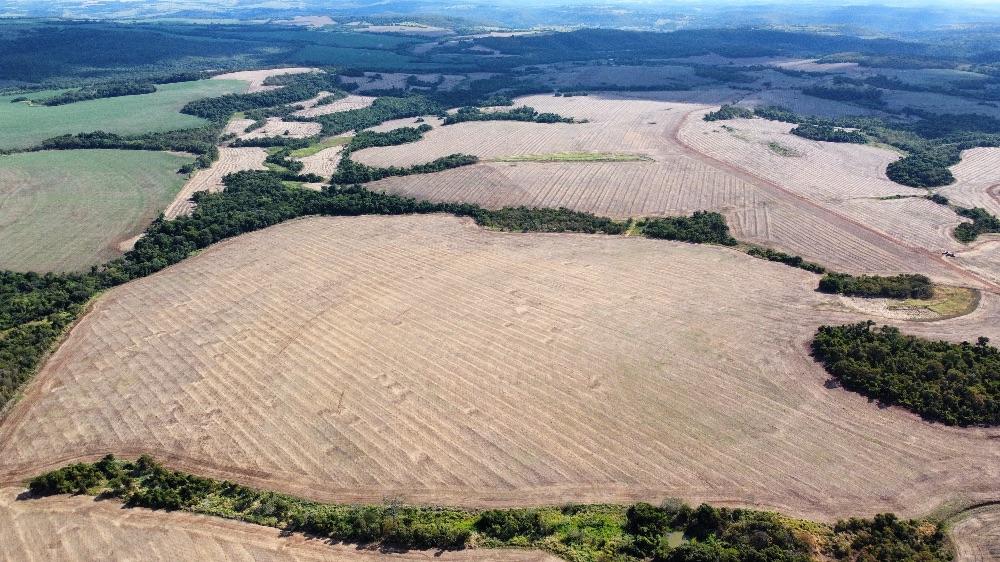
[331,153,479,184]
[954,206,1000,242]
[33,81,157,106]
[181,73,343,122]
[342,124,432,156]
[442,105,574,125]
[28,455,954,562]
[25,128,221,171]
[801,85,885,109]
[703,104,754,121]
[818,273,934,299]
[791,124,867,144]
[812,322,998,425]
[746,247,826,273]
[302,96,444,136]
[638,212,737,245]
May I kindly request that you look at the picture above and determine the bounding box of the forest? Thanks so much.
[27,455,954,562]
[817,273,934,299]
[441,105,575,125]
[31,81,156,106]
[812,322,998,426]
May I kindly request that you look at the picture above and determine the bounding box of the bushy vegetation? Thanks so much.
[812,322,998,426]
[638,212,737,245]
[342,124,432,155]
[33,81,156,106]
[791,124,866,144]
[305,96,443,136]
[954,206,1000,242]
[802,85,885,109]
[886,150,958,188]
[181,73,342,122]
[746,247,826,273]
[703,104,754,121]
[442,105,575,125]
[28,456,954,561]
[331,153,479,184]
[34,127,221,170]
[818,273,934,299]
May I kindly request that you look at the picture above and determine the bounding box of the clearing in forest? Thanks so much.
[0,80,245,150]
[1,214,996,523]
[0,149,191,272]
[162,147,268,219]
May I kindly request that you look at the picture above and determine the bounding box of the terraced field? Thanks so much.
[0,149,191,272]
[1,215,996,523]
[163,147,267,219]
[0,488,554,562]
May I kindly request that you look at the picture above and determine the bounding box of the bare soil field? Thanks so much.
[0,488,554,562]
[293,94,378,118]
[239,117,322,140]
[941,148,1000,216]
[211,67,318,93]
[223,117,255,136]
[298,146,344,178]
[676,112,986,286]
[163,147,267,219]
[1,214,996,523]
[949,505,1000,562]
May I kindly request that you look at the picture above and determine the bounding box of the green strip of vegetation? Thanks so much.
[791,124,866,144]
[288,136,350,158]
[32,81,157,106]
[442,105,575,125]
[303,95,444,136]
[28,127,221,173]
[746,246,826,273]
[331,153,480,184]
[27,455,955,562]
[812,322,998,426]
[818,273,934,299]
[180,72,342,123]
[0,170,736,412]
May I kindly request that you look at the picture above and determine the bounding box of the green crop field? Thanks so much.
[0,149,192,272]
[0,79,245,150]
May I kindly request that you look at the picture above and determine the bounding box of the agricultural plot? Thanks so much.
[941,147,1000,216]
[539,64,705,89]
[163,147,267,219]
[737,88,883,118]
[297,146,344,178]
[949,506,1000,562]
[211,67,317,93]
[239,117,322,140]
[0,150,190,272]
[1,214,996,523]
[0,80,245,150]
[676,112,982,285]
[292,94,377,118]
[0,489,554,562]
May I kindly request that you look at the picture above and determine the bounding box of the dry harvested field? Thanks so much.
[538,64,704,89]
[298,146,344,177]
[223,117,255,136]
[0,488,554,562]
[163,147,267,219]
[941,147,1000,216]
[949,505,1000,562]
[211,67,318,93]
[676,112,985,284]
[1,214,997,523]
[954,240,1000,287]
[239,117,322,140]
[292,94,377,118]
[737,88,884,118]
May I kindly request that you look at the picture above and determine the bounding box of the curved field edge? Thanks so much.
[20,456,956,562]
[1,214,996,524]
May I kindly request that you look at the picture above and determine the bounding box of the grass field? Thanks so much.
[289,136,351,158]
[0,149,191,272]
[1,214,996,522]
[0,79,245,150]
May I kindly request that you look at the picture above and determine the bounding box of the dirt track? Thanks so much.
[1,215,996,523]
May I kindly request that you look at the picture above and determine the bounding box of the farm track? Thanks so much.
[672,110,1000,292]
[0,488,556,562]
[1,215,996,524]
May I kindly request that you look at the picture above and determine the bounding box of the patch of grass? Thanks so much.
[289,136,351,158]
[491,151,652,163]
[0,149,191,272]
[892,285,979,319]
[0,80,245,150]
[767,141,800,157]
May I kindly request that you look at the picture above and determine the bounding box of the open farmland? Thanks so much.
[238,117,322,140]
[0,488,555,562]
[292,94,377,118]
[1,214,996,523]
[949,506,1000,562]
[941,147,1000,216]
[163,147,267,219]
[0,80,245,150]
[0,149,190,272]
